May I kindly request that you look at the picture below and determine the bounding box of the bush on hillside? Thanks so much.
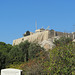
[54,37,72,46]
[28,42,45,59]
[8,40,45,64]
[49,43,75,75]
[9,45,24,63]
[0,42,12,70]
[21,51,49,75]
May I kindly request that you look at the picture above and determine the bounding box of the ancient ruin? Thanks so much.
[13,28,75,50]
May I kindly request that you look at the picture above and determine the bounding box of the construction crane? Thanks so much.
[46,26,50,30]
[41,26,44,29]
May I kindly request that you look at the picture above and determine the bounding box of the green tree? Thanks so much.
[0,51,6,70]
[9,45,24,63]
[49,43,75,75]
[9,40,45,63]
[54,37,72,46]
[28,43,44,59]
[19,40,30,62]
[0,42,12,70]
[26,31,30,35]
[23,31,30,36]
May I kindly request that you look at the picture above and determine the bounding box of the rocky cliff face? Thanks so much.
[13,30,55,50]
[13,30,75,50]
[40,39,55,50]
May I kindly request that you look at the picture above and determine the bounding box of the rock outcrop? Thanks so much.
[13,29,75,50]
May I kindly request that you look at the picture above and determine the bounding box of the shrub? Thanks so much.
[54,37,72,46]
[49,43,75,75]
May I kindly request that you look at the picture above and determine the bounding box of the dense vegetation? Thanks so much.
[0,42,12,70]
[0,40,46,74]
[0,37,75,75]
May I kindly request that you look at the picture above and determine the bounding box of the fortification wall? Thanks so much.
[13,30,49,46]
[13,29,75,50]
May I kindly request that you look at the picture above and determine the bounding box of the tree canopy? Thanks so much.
[0,42,12,70]
[0,37,75,75]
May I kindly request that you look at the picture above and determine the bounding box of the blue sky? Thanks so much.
[0,0,75,44]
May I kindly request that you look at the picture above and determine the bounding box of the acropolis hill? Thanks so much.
[13,28,75,50]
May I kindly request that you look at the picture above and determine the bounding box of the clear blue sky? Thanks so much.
[0,0,75,44]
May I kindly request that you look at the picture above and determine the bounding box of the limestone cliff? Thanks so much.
[13,29,75,50]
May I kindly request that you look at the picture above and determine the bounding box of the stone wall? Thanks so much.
[13,29,75,50]
[13,30,49,46]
